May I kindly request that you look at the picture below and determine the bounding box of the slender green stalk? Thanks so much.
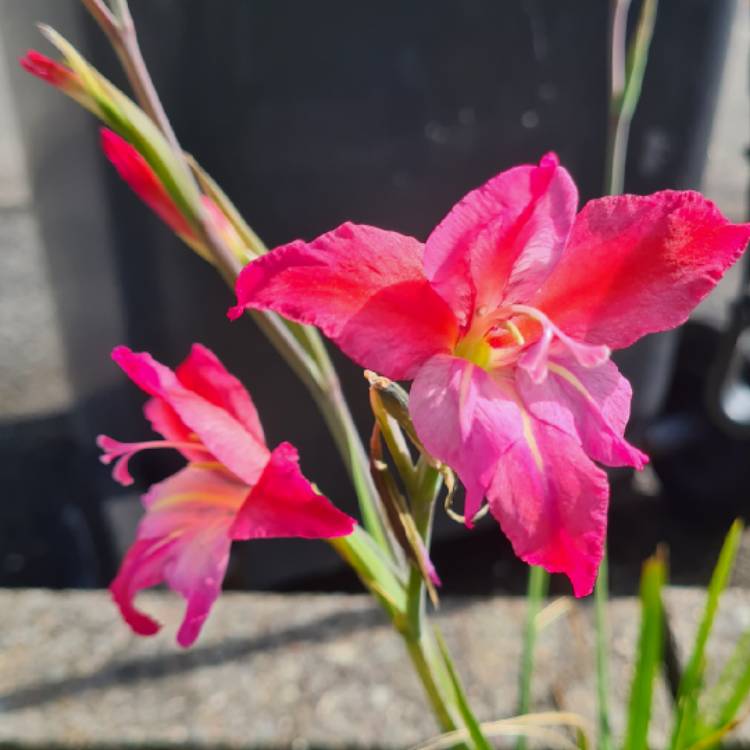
[79,0,390,550]
[604,0,658,196]
[595,552,613,750]
[516,565,550,750]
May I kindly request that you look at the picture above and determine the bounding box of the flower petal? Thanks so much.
[516,352,648,469]
[110,465,247,647]
[230,442,355,540]
[230,223,458,380]
[112,346,269,485]
[489,421,609,597]
[533,191,750,349]
[176,344,265,445]
[409,354,522,524]
[423,153,578,327]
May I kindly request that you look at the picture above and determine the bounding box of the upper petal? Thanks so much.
[230,223,459,380]
[409,354,522,523]
[516,352,648,469]
[112,346,269,485]
[176,343,265,445]
[230,442,356,540]
[423,153,578,326]
[533,191,750,349]
[110,465,246,647]
[488,420,609,597]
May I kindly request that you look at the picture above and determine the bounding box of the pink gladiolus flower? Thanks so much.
[99,344,355,646]
[230,153,750,596]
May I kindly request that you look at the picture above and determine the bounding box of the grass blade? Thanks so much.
[623,550,667,750]
[670,519,744,750]
[516,565,550,750]
[434,628,494,750]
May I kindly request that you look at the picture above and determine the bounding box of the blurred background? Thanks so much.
[0,0,748,597]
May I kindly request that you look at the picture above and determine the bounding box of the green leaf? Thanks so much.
[670,519,744,750]
[623,551,667,750]
[697,626,750,738]
[329,526,406,622]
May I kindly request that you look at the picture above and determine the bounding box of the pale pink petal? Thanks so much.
[176,344,265,445]
[533,191,750,349]
[230,442,355,540]
[110,465,247,646]
[112,346,269,485]
[516,353,648,469]
[489,421,609,597]
[423,153,578,327]
[409,354,522,524]
[230,223,458,380]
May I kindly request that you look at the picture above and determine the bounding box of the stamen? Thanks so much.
[509,304,609,383]
[503,320,525,346]
[96,435,211,487]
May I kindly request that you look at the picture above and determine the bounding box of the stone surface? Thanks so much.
[1,588,750,748]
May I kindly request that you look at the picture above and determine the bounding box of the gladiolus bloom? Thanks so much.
[99,344,355,646]
[230,153,750,596]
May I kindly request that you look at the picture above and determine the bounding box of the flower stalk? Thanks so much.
[33,0,390,551]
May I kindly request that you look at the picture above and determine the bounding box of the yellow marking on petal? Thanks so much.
[151,490,244,512]
[519,407,544,472]
[547,363,595,405]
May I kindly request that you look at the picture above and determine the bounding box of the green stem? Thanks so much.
[595,551,614,750]
[516,565,549,750]
[604,0,658,196]
[405,634,461,734]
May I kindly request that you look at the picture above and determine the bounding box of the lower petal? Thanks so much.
[230,442,356,540]
[110,465,245,647]
[516,354,648,469]
[488,421,609,597]
[409,354,522,523]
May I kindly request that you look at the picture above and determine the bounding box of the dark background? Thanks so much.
[0,0,746,594]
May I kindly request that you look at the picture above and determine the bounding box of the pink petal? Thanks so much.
[516,352,648,469]
[176,344,265,444]
[423,153,578,327]
[409,354,522,524]
[533,191,750,349]
[110,465,247,646]
[112,346,270,485]
[230,223,458,380]
[489,421,609,597]
[230,442,356,540]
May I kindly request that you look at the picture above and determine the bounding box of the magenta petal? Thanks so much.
[410,355,522,523]
[423,153,578,326]
[517,353,648,469]
[534,191,750,349]
[112,346,269,485]
[111,465,246,647]
[230,442,356,540]
[489,422,609,597]
[176,344,265,445]
[230,223,459,380]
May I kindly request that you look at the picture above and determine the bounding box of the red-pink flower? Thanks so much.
[230,153,750,596]
[99,344,355,646]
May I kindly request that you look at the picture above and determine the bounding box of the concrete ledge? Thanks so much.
[1,589,750,748]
